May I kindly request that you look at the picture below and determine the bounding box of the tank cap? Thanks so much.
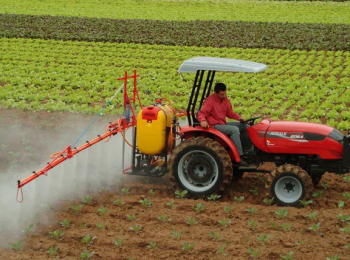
[142,106,161,120]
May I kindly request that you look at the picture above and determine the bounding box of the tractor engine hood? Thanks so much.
[248,119,344,160]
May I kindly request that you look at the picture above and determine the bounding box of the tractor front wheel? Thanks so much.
[169,137,233,197]
[266,164,313,207]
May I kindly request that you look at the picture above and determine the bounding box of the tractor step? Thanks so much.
[237,166,259,171]
[237,165,271,173]
[124,167,168,177]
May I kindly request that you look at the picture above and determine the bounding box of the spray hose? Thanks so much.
[117,119,134,148]
[70,84,124,149]
[137,80,158,101]
[49,84,124,159]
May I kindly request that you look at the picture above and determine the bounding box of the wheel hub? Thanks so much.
[274,175,303,204]
[284,181,295,193]
[187,157,213,183]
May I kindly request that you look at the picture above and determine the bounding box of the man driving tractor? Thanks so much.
[197,82,251,166]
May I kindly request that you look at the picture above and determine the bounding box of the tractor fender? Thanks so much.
[179,126,241,162]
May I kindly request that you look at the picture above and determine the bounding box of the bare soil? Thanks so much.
[0,108,350,260]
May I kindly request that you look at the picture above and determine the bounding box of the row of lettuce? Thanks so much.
[1,0,349,24]
[1,38,350,129]
[1,14,349,51]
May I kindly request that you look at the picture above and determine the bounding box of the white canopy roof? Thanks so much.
[178,57,268,73]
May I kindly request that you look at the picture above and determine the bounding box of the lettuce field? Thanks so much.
[1,37,350,129]
[0,0,350,259]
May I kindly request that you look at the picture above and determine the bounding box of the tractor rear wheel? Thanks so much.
[266,164,313,207]
[169,137,233,197]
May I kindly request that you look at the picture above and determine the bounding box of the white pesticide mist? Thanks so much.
[0,114,134,246]
[0,112,188,246]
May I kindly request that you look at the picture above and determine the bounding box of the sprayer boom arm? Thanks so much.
[18,70,141,189]
[17,119,134,189]
[16,70,141,203]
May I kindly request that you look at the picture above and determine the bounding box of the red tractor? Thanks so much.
[18,57,350,207]
[166,57,350,206]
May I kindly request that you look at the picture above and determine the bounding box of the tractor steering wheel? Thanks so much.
[242,116,261,126]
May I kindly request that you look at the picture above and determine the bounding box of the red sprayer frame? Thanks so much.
[17,71,141,202]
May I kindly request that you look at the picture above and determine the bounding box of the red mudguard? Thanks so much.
[179,126,241,163]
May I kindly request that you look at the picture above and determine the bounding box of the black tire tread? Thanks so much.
[265,164,313,206]
[168,137,233,197]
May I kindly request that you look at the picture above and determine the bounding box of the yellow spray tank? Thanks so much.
[136,103,175,155]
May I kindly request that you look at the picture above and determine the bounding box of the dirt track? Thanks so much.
[0,109,350,259]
